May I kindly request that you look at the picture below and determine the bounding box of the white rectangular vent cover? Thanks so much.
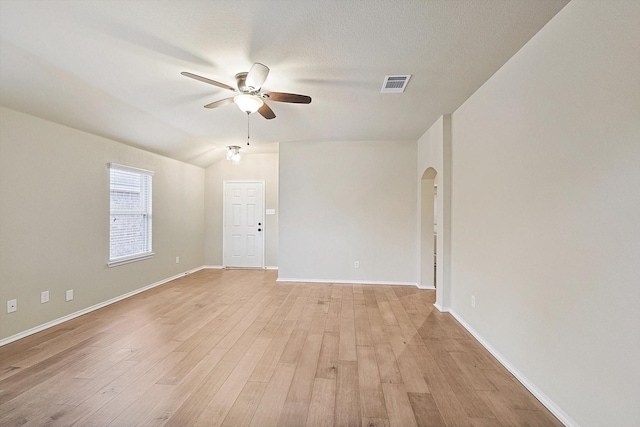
[381,75,411,93]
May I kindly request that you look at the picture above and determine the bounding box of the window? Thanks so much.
[108,163,153,266]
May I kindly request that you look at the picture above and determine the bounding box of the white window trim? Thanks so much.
[107,163,154,267]
[107,163,154,176]
[107,252,155,268]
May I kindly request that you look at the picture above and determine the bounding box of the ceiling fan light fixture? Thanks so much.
[234,94,263,114]
[227,145,241,164]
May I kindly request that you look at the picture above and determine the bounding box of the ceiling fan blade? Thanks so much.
[204,97,235,109]
[245,63,269,91]
[258,102,276,120]
[181,72,236,92]
[264,92,312,104]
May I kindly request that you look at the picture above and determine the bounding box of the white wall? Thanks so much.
[204,153,279,267]
[0,107,205,341]
[279,141,417,284]
[445,1,640,426]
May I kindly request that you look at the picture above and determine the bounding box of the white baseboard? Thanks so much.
[276,277,418,287]
[203,266,278,270]
[433,302,448,312]
[0,265,205,347]
[448,309,577,427]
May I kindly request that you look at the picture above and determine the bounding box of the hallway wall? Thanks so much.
[445,1,640,425]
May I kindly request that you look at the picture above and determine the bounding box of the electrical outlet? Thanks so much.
[41,291,50,304]
[66,289,74,302]
[354,261,360,268]
[471,295,476,308]
[7,299,17,313]
[175,256,180,264]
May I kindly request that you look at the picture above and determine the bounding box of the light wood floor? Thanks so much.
[0,269,562,427]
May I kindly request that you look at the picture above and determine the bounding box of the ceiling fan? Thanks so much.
[181,63,311,120]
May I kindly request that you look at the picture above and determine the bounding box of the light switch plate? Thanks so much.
[7,299,17,313]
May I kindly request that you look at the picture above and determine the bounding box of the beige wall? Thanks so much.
[204,153,279,267]
[0,107,205,341]
[279,141,417,284]
[442,1,640,426]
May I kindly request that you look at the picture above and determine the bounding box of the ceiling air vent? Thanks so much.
[381,75,411,93]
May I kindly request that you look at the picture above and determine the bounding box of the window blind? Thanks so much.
[108,163,153,265]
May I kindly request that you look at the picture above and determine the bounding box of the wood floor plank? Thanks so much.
[454,339,504,371]
[0,333,110,405]
[339,297,357,362]
[138,347,229,427]
[163,314,269,427]
[1,342,138,417]
[449,351,498,391]
[286,297,309,322]
[324,295,342,334]
[105,383,175,427]
[367,304,389,346]
[388,300,425,346]
[277,401,309,427]
[354,303,374,347]
[477,389,531,427]
[375,292,399,326]
[407,344,473,427]
[277,305,327,425]
[194,336,272,427]
[374,342,403,384]
[353,284,365,306]
[305,378,336,427]
[260,287,299,338]
[357,345,388,419]
[74,350,188,427]
[381,382,418,427]
[279,329,308,364]
[315,332,339,379]
[383,287,400,302]
[294,290,321,333]
[334,361,361,427]
[483,369,552,412]
[408,392,447,427]
[362,417,391,427]
[386,325,430,393]
[285,333,323,403]
[220,381,268,427]
[424,339,495,419]
[250,319,296,382]
[249,363,297,427]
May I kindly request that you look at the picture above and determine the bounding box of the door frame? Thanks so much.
[222,180,266,269]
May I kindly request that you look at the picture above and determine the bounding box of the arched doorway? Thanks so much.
[420,168,437,288]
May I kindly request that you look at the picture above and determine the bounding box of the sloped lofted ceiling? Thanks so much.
[0,0,569,168]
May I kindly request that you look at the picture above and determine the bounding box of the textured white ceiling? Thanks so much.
[0,0,569,167]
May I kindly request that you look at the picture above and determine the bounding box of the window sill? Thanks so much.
[108,253,155,268]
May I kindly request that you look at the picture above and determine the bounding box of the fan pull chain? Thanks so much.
[246,112,250,146]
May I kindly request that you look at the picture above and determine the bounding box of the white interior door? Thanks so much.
[224,181,264,268]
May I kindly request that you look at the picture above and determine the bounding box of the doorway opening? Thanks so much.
[420,168,438,288]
